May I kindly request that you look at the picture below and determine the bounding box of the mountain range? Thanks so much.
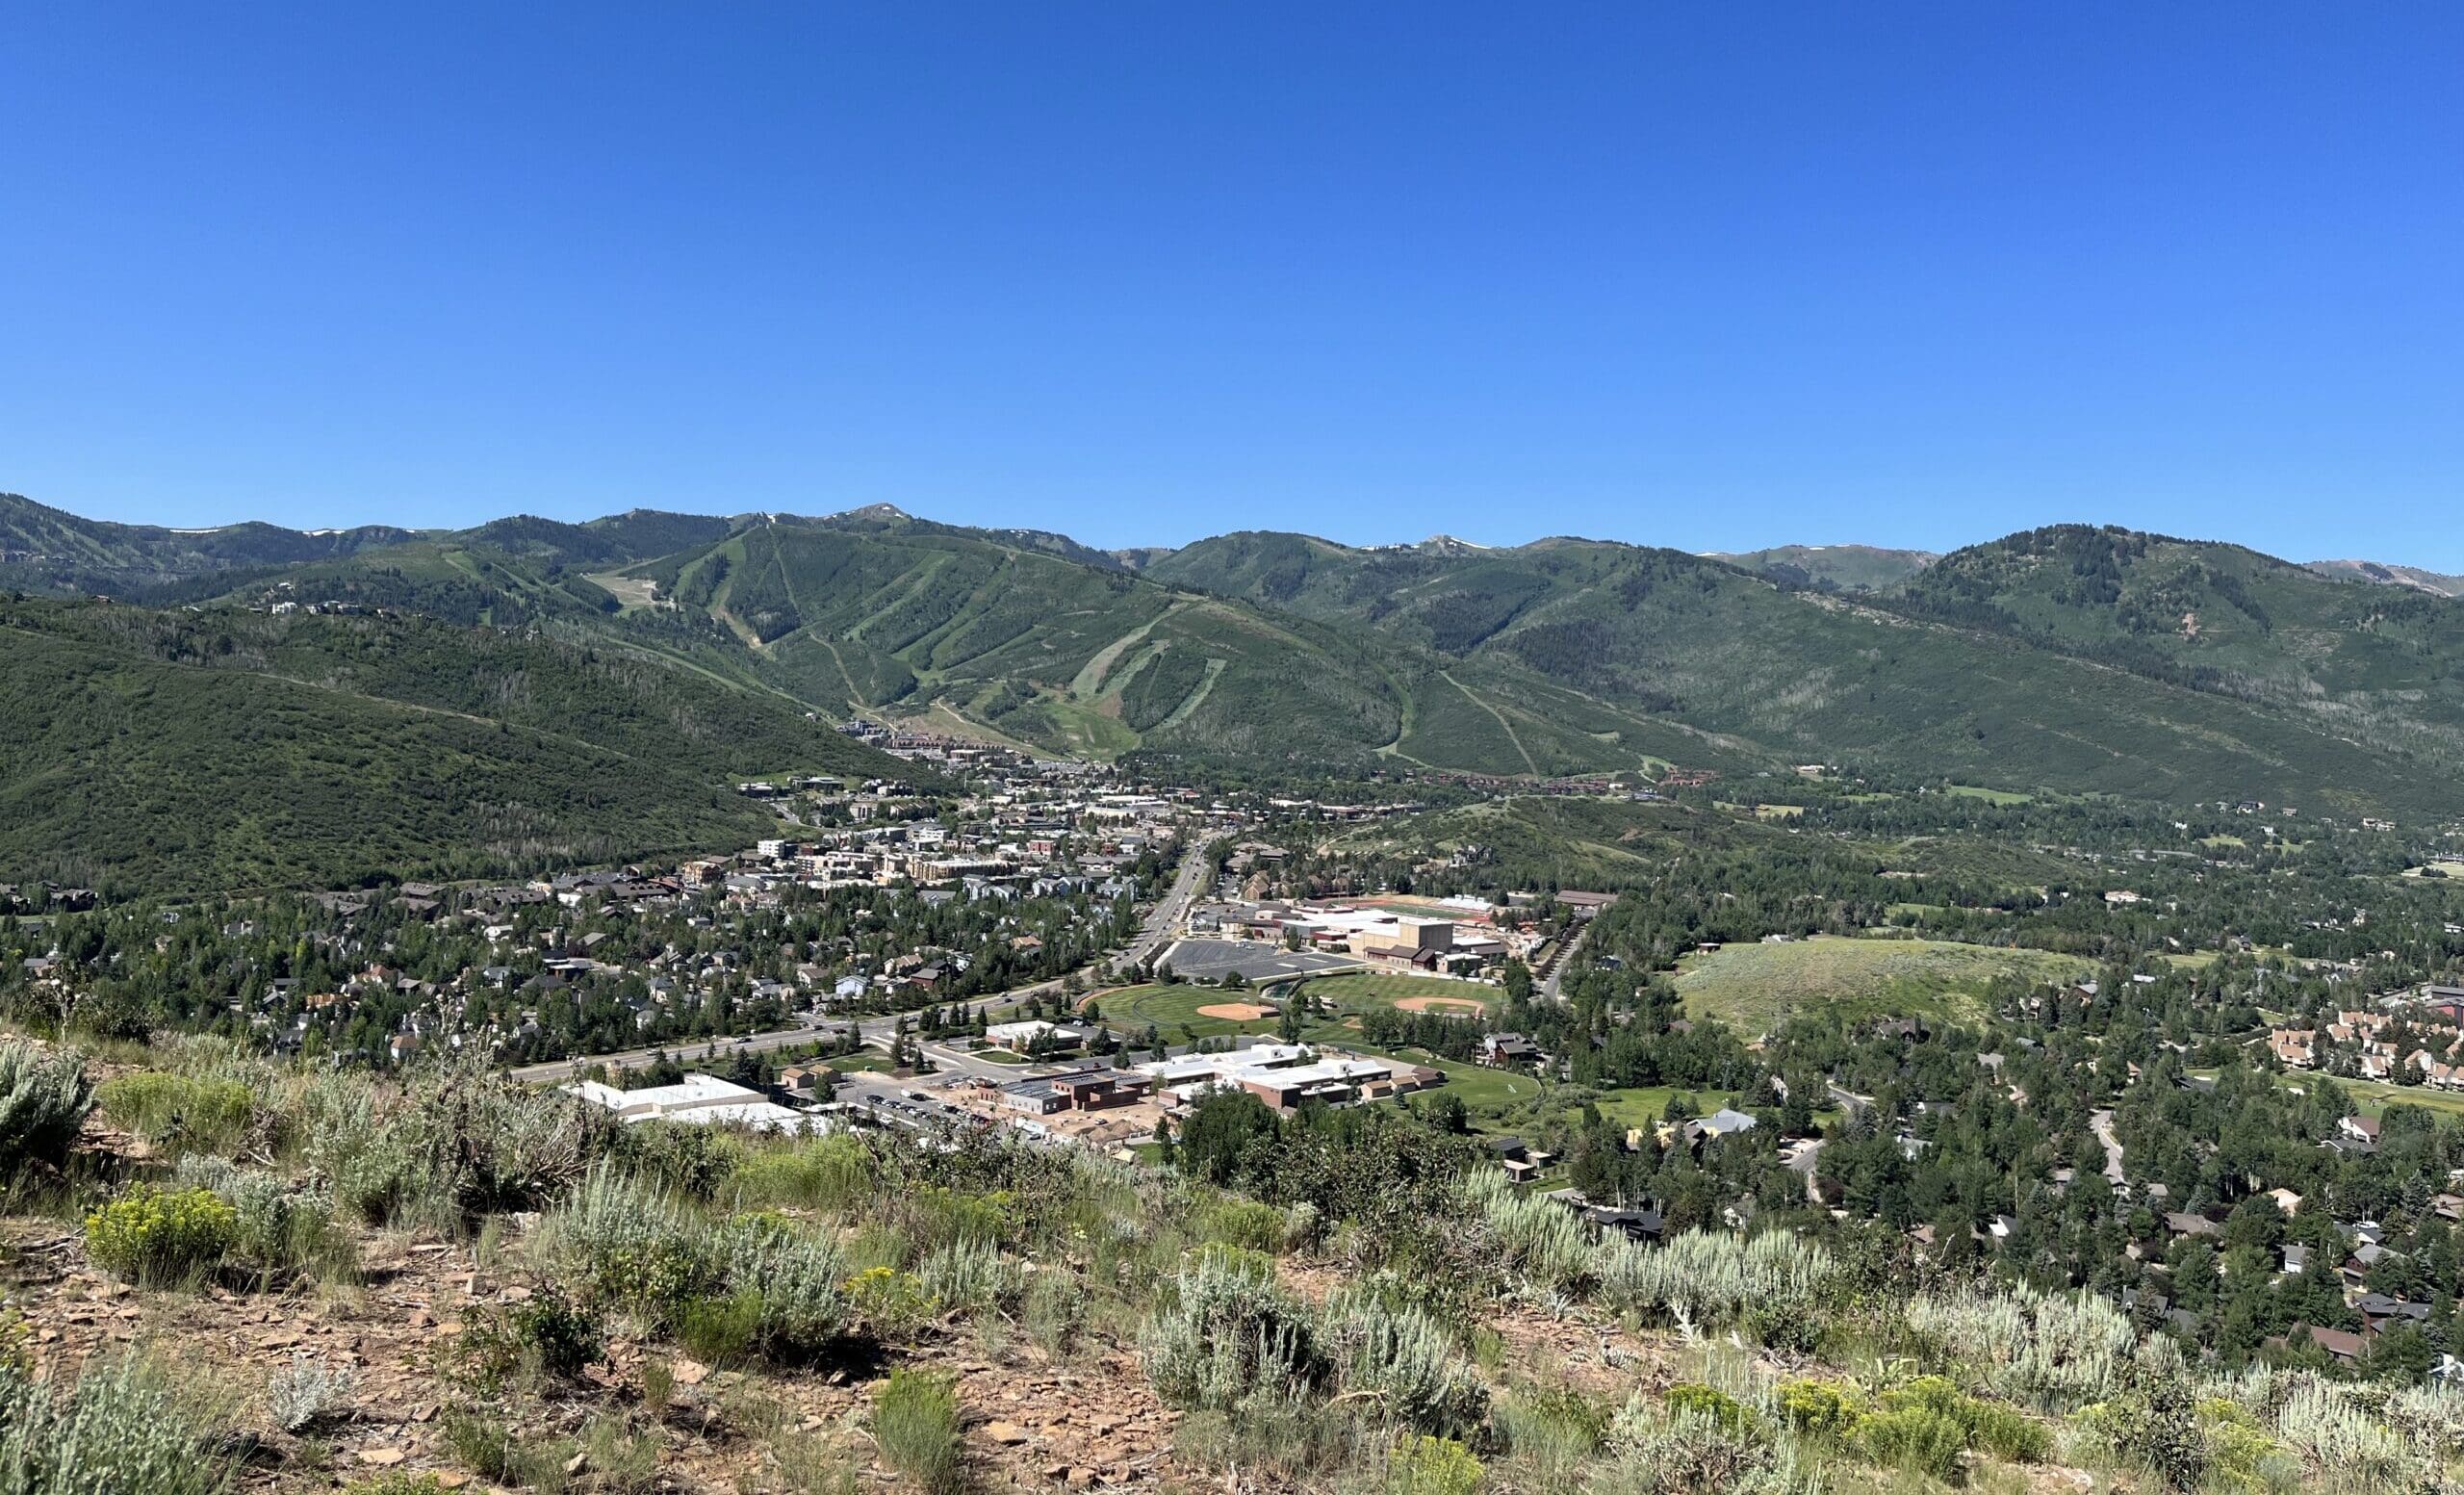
[9,488,2464,892]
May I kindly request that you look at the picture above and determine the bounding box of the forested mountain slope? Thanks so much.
[625,514,1728,776]
[1151,528,2464,814]
[1891,526,2464,779]
[1704,542,1938,591]
[0,491,413,596]
[0,598,913,895]
[14,492,2464,818]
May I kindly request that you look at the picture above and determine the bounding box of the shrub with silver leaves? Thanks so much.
[0,1041,95,1177]
[0,1354,231,1495]
[1141,1246,1324,1413]
[265,1351,355,1433]
[1904,1282,2134,1411]
[1319,1281,1487,1436]
[1595,1227,1835,1333]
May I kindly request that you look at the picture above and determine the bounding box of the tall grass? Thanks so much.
[95,1072,256,1156]
[869,1369,963,1494]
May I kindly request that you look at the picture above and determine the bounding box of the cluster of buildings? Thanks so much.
[2269,984,2464,1089]
[1196,898,1512,972]
[719,762,1187,906]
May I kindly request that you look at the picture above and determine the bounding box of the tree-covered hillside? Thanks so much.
[1152,528,2464,814]
[0,598,914,896]
[15,493,2464,816]
[627,515,1711,776]
[1707,542,1938,592]
[0,491,414,596]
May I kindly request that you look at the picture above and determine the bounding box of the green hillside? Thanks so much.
[0,491,414,596]
[0,598,914,896]
[1892,526,2464,775]
[627,515,1700,775]
[16,492,2464,818]
[1151,528,2464,814]
[1673,933,2094,1031]
[1706,542,1938,592]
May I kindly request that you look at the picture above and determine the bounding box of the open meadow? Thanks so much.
[1674,933,2095,1032]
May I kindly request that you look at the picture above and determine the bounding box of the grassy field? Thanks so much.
[1294,971,1499,1016]
[1088,983,1280,1042]
[2400,860,2464,881]
[2278,1072,2464,1121]
[1674,934,2094,1032]
[1943,785,2035,805]
[1323,1042,1538,1112]
[1092,972,1499,1044]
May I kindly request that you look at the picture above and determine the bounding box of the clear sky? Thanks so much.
[3,4,2457,563]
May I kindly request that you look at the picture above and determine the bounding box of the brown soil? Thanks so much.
[1394,994,1485,1015]
[1194,1002,1271,1020]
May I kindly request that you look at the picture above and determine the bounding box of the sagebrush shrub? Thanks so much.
[1904,1281,2136,1411]
[1594,1225,1835,1334]
[266,1351,356,1432]
[916,1235,1020,1316]
[85,1183,238,1283]
[1602,1396,1783,1495]
[1321,1282,1487,1436]
[1142,1246,1325,1412]
[299,1061,611,1225]
[723,1214,851,1358]
[541,1164,719,1319]
[0,1041,95,1177]
[1022,1267,1088,1354]
[173,1154,353,1278]
[0,1354,230,1495]
[1465,1170,1596,1293]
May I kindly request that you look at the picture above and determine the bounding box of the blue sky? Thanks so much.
[3,5,2457,563]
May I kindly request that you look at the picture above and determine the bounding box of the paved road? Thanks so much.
[1127,849,1212,968]
[1540,913,1604,1001]
[2090,1108,2128,1190]
[510,840,1222,1085]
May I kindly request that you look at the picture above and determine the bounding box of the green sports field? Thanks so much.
[1291,971,1499,1017]
[1089,982,1282,1042]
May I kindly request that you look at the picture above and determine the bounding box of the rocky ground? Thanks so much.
[3,1203,1198,1493]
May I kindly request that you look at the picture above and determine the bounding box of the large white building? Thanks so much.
[1134,1042,1424,1110]
[567,1073,832,1135]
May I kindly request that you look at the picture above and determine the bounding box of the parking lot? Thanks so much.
[1157,938,1359,984]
